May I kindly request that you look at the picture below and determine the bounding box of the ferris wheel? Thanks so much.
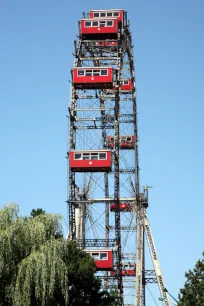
[67,9,170,306]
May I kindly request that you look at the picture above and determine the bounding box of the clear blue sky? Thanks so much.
[1,0,204,302]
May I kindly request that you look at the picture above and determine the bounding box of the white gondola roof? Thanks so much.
[70,150,111,152]
[74,67,113,69]
[84,249,113,252]
[90,9,124,11]
[81,18,118,21]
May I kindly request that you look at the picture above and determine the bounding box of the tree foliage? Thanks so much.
[0,203,116,306]
[178,252,204,306]
[30,208,46,218]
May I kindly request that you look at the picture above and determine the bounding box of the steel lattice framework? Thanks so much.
[67,9,170,306]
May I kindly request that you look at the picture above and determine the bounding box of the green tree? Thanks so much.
[30,208,46,218]
[178,252,204,306]
[0,203,116,306]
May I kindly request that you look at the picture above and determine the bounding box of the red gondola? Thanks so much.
[110,263,136,276]
[85,249,113,271]
[89,9,124,24]
[110,203,132,212]
[120,79,133,91]
[73,67,113,89]
[80,18,118,39]
[96,41,118,47]
[112,79,133,91]
[107,136,135,149]
[69,150,112,172]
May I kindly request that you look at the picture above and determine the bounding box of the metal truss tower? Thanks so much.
[67,9,170,306]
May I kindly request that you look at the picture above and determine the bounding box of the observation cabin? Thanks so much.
[107,136,135,149]
[110,263,136,276]
[73,67,113,89]
[111,79,133,91]
[120,79,133,91]
[110,203,133,212]
[69,150,112,172]
[80,18,119,40]
[84,249,113,271]
[89,9,125,25]
[96,41,118,47]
